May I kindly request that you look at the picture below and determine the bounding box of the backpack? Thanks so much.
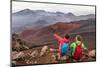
[61,42,69,56]
[74,42,82,60]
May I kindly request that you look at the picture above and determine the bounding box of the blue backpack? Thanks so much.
[61,42,69,56]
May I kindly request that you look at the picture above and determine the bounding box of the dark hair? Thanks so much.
[65,34,70,39]
[76,35,82,41]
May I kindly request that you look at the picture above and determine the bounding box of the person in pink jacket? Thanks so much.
[54,33,70,57]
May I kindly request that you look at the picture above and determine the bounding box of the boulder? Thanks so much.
[12,61,16,64]
[40,46,49,56]
[30,50,38,58]
[12,52,24,60]
[89,50,96,58]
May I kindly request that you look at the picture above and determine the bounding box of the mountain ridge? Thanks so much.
[12,9,95,33]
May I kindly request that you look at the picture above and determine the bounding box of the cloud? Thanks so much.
[12,1,95,16]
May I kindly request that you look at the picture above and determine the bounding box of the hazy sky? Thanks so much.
[12,1,95,16]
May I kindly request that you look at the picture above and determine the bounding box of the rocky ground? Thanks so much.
[12,45,96,66]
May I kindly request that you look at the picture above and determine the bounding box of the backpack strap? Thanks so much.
[75,41,82,47]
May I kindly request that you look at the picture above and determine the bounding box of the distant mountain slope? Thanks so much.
[19,18,95,49]
[70,18,96,33]
[12,9,95,32]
